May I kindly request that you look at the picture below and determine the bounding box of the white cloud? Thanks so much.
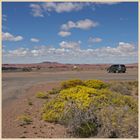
[30,38,40,42]
[94,42,136,57]
[59,41,81,49]
[7,48,29,57]
[61,19,98,31]
[2,32,23,42]
[88,37,102,44]
[42,2,85,13]
[2,15,7,21]
[30,2,91,17]
[95,2,120,5]
[29,2,119,18]
[30,4,44,17]
[58,31,71,37]
[3,42,137,64]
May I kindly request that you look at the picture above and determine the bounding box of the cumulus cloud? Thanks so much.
[2,32,23,42]
[30,38,40,42]
[30,2,91,17]
[58,31,71,37]
[61,19,98,31]
[94,42,136,57]
[42,2,86,13]
[29,2,119,18]
[3,42,137,64]
[59,41,81,49]
[88,37,102,44]
[30,4,44,17]
[7,48,29,57]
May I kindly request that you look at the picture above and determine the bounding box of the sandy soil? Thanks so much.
[2,82,68,138]
[2,69,138,138]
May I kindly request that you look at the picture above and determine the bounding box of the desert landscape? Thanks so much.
[2,1,138,138]
[2,63,138,138]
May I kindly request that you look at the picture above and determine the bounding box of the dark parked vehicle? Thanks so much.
[107,64,126,73]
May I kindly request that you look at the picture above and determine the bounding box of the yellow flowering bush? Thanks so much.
[41,79,138,138]
[61,79,84,89]
[84,79,108,89]
[42,98,67,122]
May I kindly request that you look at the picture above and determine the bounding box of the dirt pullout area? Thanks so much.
[2,82,68,138]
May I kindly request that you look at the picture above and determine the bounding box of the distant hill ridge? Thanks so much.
[2,61,138,69]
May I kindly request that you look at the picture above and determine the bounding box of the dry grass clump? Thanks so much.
[41,79,138,138]
[36,92,48,99]
[96,106,138,138]
[17,115,32,125]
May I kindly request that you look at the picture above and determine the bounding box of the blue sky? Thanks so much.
[2,2,138,64]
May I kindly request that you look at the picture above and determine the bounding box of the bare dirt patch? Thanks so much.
[2,82,67,138]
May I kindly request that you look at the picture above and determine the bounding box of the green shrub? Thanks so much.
[17,115,32,125]
[74,121,97,137]
[36,92,48,99]
[84,80,108,89]
[61,79,84,89]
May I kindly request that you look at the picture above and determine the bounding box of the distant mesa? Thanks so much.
[41,61,59,64]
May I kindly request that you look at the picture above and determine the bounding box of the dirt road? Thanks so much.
[2,69,138,105]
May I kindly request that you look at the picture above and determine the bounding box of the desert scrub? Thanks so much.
[84,80,108,89]
[67,104,99,137]
[17,115,32,125]
[41,79,138,138]
[96,106,138,138]
[68,93,138,138]
[36,92,48,99]
[42,86,112,123]
[109,81,138,96]
[42,98,67,122]
[48,87,61,94]
[61,79,84,89]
